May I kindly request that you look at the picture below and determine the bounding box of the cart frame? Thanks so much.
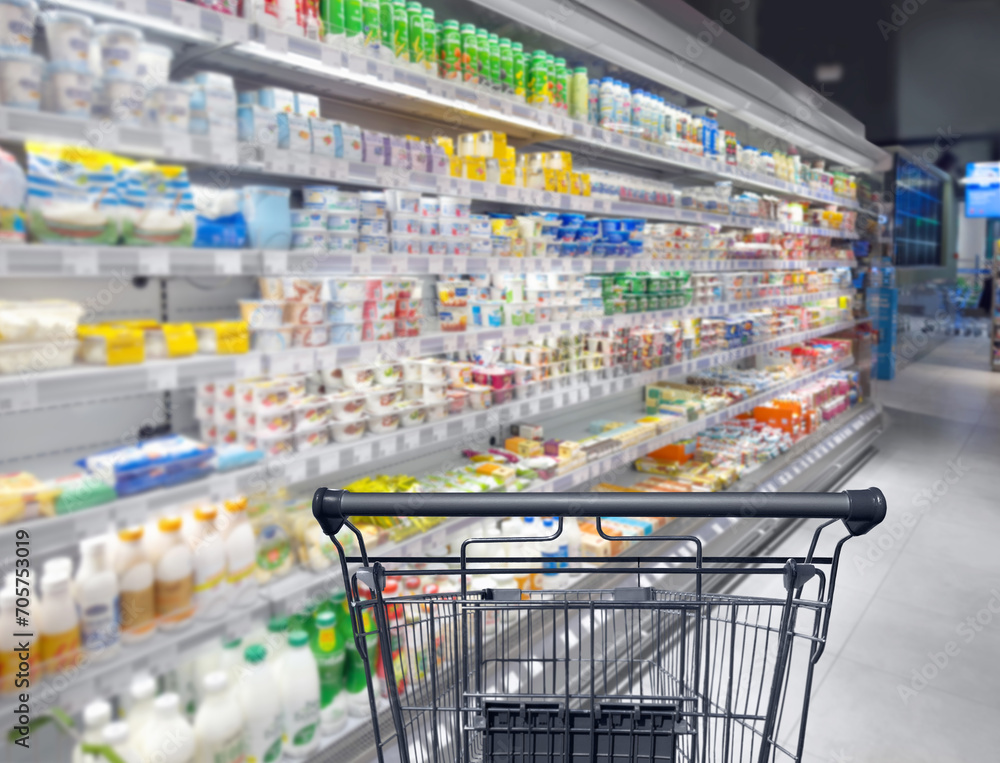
[313,488,886,763]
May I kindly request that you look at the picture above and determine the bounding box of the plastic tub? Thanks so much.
[365,300,396,321]
[421,380,447,403]
[341,363,374,390]
[0,339,78,375]
[283,301,327,326]
[329,322,361,345]
[472,301,503,328]
[239,300,283,329]
[291,231,327,250]
[389,235,421,255]
[386,190,420,214]
[291,324,328,347]
[358,235,389,254]
[326,213,359,233]
[361,320,395,342]
[243,431,294,457]
[330,417,367,443]
[250,326,293,352]
[381,279,399,301]
[0,0,37,53]
[445,388,468,414]
[402,380,422,400]
[418,197,440,218]
[470,237,491,256]
[365,386,402,414]
[295,427,331,451]
[441,218,470,237]
[327,277,380,302]
[396,402,426,428]
[326,234,358,253]
[421,238,447,255]
[152,83,191,132]
[368,413,400,435]
[238,406,294,435]
[294,396,332,429]
[290,210,327,230]
[388,214,420,235]
[43,11,92,64]
[358,191,386,218]
[418,359,446,382]
[0,51,42,109]
[94,23,142,78]
[395,298,421,319]
[373,363,401,386]
[420,218,440,236]
[400,358,422,382]
[436,281,469,307]
[328,390,366,421]
[328,301,364,323]
[466,385,493,410]
[95,75,143,126]
[426,400,448,422]
[439,307,468,333]
[283,277,324,303]
[445,361,472,385]
[136,41,172,79]
[440,196,471,218]
[359,217,388,236]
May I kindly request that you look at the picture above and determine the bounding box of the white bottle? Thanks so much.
[188,505,229,619]
[279,631,321,758]
[193,642,223,707]
[151,517,195,630]
[126,673,157,750]
[194,671,246,763]
[116,527,156,643]
[218,638,245,690]
[75,535,120,658]
[0,578,38,693]
[537,519,562,590]
[101,721,142,763]
[72,700,111,763]
[239,644,285,763]
[563,517,583,578]
[142,693,196,763]
[39,569,81,674]
[222,498,258,608]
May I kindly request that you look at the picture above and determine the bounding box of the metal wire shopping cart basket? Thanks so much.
[312,487,886,763]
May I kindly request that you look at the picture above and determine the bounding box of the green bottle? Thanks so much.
[361,0,381,49]
[460,23,478,85]
[406,2,423,64]
[267,615,289,646]
[321,0,345,37]
[440,19,460,80]
[391,0,408,59]
[421,8,436,73]
[378,0,393,48]
[512,41,525,99]
[475,28,489,85]
[344,0,363,39]
[546,53,556,107]
[554,56,567,112]
[488,33,500,89]
[312,611,346,728]
[498,37,513,94]
[528,50,548,106]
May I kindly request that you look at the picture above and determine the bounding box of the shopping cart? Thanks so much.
[312,488,887,763]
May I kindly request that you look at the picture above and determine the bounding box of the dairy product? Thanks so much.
[72,700,111,763]
[279,630,321,757]
[39,568,80,673]
[101,721,142,763]
[125,673,157,750]
[43,11,92,64]
[141,694,195,763]
[93,23,142,78]
[115,526,156,643]
[188,504,229,619]
[239,645,284,763]
[0,0,36,54]
[74,535,120,658]
[150,516,195,629]
[0,50,42,110]
[194,671,246,763]
[0,580,37,692]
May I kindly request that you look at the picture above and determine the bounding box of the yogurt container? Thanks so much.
[328,277,381,302]
[441,218,470,237]
[388,214,420,235]
[239,300,283,329]
[0,50,42,110]
[386,190,420,214]
[419,217,440,236]
[250,326,294,352]
[358,235,389,254]
[368,412,400,435]
[291,231,327,250]
[294,396,332,429]
[402,380,422,401]
[93,23,142,79]
[0,0,36,53]
[328,302,365,323]
[43,11,92,64]
[284,302,327,325]
[42,61,91,117]
[418,359,447,383]
[295,427,331,451]
[358,191,386,218]
[329,322,362,345]
[418,197,440,218]
[152,83,191,131]
[290,210,327,230]
[389,235,421,255]
[446,388,469,414]
[243,431,294,457]
[136,41,172,80]
[94,75,143,125]
[326,212,359,233]
[325,235,358,253]
[365,386,402,414]
[426,400,448,422]
[359,217,388,236]
[362,320,395,342]
[373,363,401,386]
[330,417,367,443]
[302,185,338,210]
[341,362,375,390]
[396,402,426,428]
[440,196,471,218]
[421,380,447,403]
[283,276,324,303]
[291,324,328,348]
[328,390,366,421]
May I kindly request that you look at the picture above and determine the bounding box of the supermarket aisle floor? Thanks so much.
[758,335,1000,762]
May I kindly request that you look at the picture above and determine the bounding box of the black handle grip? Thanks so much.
[313,487,886,537]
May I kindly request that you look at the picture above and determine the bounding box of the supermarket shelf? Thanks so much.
[0,244,856,278]
[0,290,852,413]
[529,356,857,493]
[41,0,866,213]
[0,317,857,556]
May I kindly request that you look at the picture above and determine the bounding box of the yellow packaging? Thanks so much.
[504,437,542,458]
[0,472,60,524]
[194,321,249,354]
[543,168,560,192]
[504,145,517,162]
[474,462,516,483]
[79,326,145,365]
[490,131,508,159]
[449,154,463,178]
[143,323,198,358]
[547,151,573,172]
[498,158,517,186]
[555,169,570,194]
[558,441,581,460]
[569,172,582,196]
[463,156,487,181]
[434,135,454,156]
[580,173,591,196]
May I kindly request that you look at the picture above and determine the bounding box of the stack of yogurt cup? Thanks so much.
[291,185,361,253]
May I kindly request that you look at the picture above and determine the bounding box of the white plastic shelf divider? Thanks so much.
[42,0,863,213]
[0,243,856,278]
[530,355,856,493]
[0,317,856,557]
[0,290,852,413]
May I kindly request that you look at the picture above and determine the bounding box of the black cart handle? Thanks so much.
[312,487,886,538]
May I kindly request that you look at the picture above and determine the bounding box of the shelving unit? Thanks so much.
[0,1,891,758]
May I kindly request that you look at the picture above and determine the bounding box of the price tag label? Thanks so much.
[137,249,170,276]
[214,251,241,275]
[235,355,262,379]
[262,252,288,275]
[403,430,419,450]
[162,131,192,159]
[285,459,307,484]
[70,250,98,276]
[147,364,179,392]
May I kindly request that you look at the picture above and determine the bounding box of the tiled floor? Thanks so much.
[749,334,1000,762]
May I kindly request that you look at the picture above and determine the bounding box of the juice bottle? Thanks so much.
[378,0,392,49]
[488,33,500,90]
[312,610,347,734]
[460,23,478,85]
[553,57,568,112]
[511,41,525,99]
[391,0,408,59]
[344,0,363,41]
[421,8,436,73]
[476,28,489,85]
[439,20,460,80]
[361,0,380,50]
[321,0,345,38]
[569,66,588,120]
[406,1,423,65]
[498,38,513,94]
[527,50,548,106]
[545,54,556,107]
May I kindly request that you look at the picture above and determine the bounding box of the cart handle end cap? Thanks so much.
[313,487,347,538]
[843,487,886,536]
